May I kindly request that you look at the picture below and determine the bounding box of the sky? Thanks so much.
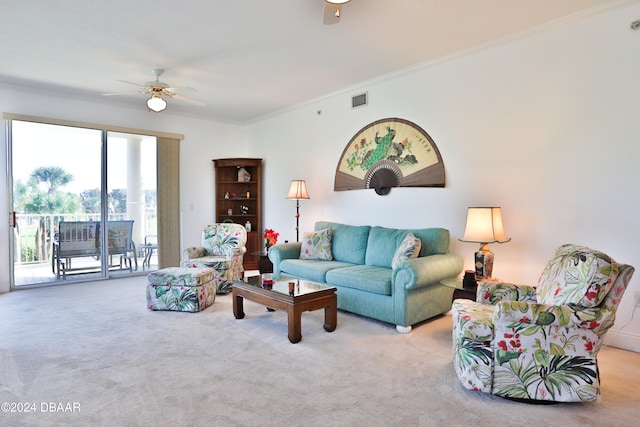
[11,120,156,195]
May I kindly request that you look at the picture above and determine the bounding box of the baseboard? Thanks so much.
[604,329,640,353]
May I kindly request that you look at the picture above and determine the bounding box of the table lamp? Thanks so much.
[286,180,310,242]
[459,207,510,279]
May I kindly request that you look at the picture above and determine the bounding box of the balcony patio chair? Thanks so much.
[52,221,99,279]
[97,220,138,272]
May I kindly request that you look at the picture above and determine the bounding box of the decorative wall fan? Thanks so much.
[323,0,351,25]
[334,118,446,195]
[102,68,205,112]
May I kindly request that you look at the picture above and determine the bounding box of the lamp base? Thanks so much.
[474,244,494,279]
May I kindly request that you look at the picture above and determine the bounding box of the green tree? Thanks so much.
[109,189,127,213]
[20,166,80,213]
[30,166,73,193]
[80,188,101,213]
[15,166,82,261]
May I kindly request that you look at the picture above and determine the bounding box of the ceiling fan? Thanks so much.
[102,68,206,112]
[323,0,351,25]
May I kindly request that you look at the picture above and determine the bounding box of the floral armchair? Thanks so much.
[181,223,247,294]
[452,244,634,403]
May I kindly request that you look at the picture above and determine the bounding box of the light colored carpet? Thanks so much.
[1,276,639,426]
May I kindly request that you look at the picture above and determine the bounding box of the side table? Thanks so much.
[440,278,477,302]
[252,251,273,274]
[139,235,158,271]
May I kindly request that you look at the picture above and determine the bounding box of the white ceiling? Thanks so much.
[0,0,620,123]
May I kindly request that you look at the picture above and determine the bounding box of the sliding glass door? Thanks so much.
[8,120,157,287]
[106,132,157,276]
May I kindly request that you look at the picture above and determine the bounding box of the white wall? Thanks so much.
[0,84,247,293]
[247,2,640,351]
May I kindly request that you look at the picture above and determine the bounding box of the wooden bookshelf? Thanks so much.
[213,158,262,271]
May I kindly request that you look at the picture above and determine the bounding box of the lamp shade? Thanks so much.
[286,180,310,200]
[460,207,510,244]
[326,0,350,4]
[147,95,167,112]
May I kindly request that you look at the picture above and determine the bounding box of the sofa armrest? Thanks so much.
[393,253,464,290]
[477,281,537,304]
[182,247,207,261]
[268,242,302,278]
[494,300,613,334]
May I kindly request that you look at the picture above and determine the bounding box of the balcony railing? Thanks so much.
[14,212,156,265]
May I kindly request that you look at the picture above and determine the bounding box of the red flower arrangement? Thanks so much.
[264,229,279,249]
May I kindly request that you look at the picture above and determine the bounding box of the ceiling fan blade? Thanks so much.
[102,91,146,96]
[106,69,204,109]
[116,79,148,87]
[165,86,195,94]
[323,2,341,25]
[168,93,206,106]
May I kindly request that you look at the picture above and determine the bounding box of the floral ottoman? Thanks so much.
[147,267,216,312]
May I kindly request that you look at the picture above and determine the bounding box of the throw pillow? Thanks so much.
[536,244,619,308]
[300,228,334,261]
[391,232,421,269]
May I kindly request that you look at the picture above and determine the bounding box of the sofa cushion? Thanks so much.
[391,232,421,269]
[536,244,619,308]
[300,228,333,260]
[280,259,355,283]
[325,265,393,296]
[408,227,450,257]
[365,226,409,268]
[315,221,371,265]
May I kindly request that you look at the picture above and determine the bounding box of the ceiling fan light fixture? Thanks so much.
[147,95,167,112]
[323,0,349,25]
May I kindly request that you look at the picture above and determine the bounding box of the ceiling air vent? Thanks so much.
[352,92,368,109]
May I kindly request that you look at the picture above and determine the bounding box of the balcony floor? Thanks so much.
[13,252,159,287]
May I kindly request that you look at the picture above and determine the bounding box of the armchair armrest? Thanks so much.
[232,247,246,256]
[393,253,464,290]
[182,247,206,261]
[268,242,302,278]
[183,246,244,261]
[477,281,537,304]
[494,300,614,335]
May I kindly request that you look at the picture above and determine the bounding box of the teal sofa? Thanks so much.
[268,221,464,332]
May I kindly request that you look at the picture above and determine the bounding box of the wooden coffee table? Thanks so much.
[232,276,337,343]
